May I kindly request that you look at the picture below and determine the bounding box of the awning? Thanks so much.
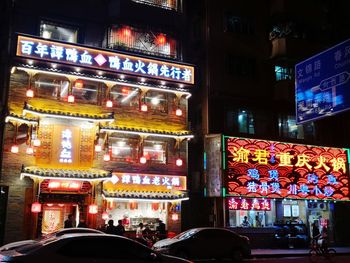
[21,166,112,181]
[5,113,39,125]
[102,189,189,202]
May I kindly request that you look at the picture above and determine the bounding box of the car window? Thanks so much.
[16,243,43,254]
[57,236,153,259]
[175,229,200,240]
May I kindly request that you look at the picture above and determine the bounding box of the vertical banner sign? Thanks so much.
[296,38,350,123]
[225,136,349,200]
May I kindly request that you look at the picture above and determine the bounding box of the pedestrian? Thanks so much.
[156,219,166,240]
[136,223,147,246]
[115,219,125,236]
[77,219,87,228]
[105,219,117,235]
[64,214,74,228]
[241,216,250,227]
[312,222,320,247]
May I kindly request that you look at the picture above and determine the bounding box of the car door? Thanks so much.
[186,229,219,260]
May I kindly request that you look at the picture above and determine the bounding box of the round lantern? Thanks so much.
[102,211,109,220]
[88,204,98,214]
[176,158,183,167]
[31,202,42,213]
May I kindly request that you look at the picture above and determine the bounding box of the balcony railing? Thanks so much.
[106,25,178,59]
[132,0,178,11]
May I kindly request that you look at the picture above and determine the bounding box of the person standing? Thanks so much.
[241,216,250,227]
[311,222,320,247]
[106,219,117,235]
[136,223,147,246]
[156,219,166,240]
[64,214,74,228]
[115,219,125,236]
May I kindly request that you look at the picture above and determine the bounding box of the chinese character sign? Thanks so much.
[225,137,349,200]
[296,38,350,123]
[228,198,271,211]
[16,35,194,84]
[59,129,72,163]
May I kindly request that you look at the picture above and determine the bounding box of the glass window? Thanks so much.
[110,85,139,108]
[72,79,99,104]
[40,21,78,43]
[275,66,293,81]
[225,14,254,35]
[109,137,139,162]
[132,0,179,11]
[278,115,299,138]
[238,110,255,134]
[143,140,166,163]
[107,25,178,59]
[144,90,168,113]
[33,73,69,100]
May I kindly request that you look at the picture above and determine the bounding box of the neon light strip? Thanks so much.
[23,109,114,122]
[5,116,38,125]
[102,194,189,202]
[222,134,226,170]
[100,128,194,139]
[20,172,110,182]
[16,67,192,99]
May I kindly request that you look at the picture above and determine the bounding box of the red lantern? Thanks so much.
[129,202,138,210]
[75,79,84,89]
[88,204,98,214]
[68,94,75,103]
[157,34,166,45]
[122,27,131,37]
[151,203,159,211]
[103,153,111,161]
[171,213,179,221]
[102,211,109,220]
[106,100,113,108]
[33,139,41,147]
[26,89,34,98]
[11,145,19,153]
[176,158,183,167]
[141,104,148,112]
[31,202,42,213]
[26,146,34,155]
[140,156,147,164]
[176,108,182,116]
[95,145,102,152]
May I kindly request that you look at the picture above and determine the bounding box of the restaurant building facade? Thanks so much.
[0,0,193,244]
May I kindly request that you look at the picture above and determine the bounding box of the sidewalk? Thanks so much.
[251,247,350,258]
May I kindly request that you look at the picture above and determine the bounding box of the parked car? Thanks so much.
[153,227,251,261]
[0,228,104,252]
[0,234,193,263]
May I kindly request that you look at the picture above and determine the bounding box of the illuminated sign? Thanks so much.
[59,129,72,163]
[225,136,349,200]
[47,180,82,191]
[228,198,271,211]
[16,35,194,84]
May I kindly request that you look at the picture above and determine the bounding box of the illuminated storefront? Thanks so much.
[2,34,194,238]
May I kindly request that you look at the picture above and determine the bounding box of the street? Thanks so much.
[249,255,350,263]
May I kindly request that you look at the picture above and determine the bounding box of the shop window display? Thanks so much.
[143,140,167,163]
[109,137,139,162]
[144,90,168,113]
[110,85,140,108]
[33,73,70,100]
[72,79,99,104]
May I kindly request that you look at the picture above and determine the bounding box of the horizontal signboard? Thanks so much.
[16,35,194,84]
[228,197,271,211]
[225,136,349,200]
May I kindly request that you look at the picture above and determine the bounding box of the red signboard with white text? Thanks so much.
[225,136,349,200]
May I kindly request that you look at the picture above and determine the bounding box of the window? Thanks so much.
[40,21,78,43]
[227,55,256,78]
[144,90,168,113]
[107,25,178,59]
[278,115,299,138]
[110,85,139,108]
[238,110,255,134]
[275,66,293,81]
[33,73,70,100]
[224,14,254,35]
[143,140,167,163]
[109,137,139,162]
[72,79,99,104]
[132,0,179,11]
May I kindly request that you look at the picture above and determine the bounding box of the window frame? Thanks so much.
[39,19,79,43]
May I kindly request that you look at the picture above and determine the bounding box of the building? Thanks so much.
[0,0,194,244]
[186,0,350,247]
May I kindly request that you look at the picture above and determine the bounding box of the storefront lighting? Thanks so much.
[103,153,111,161]
[106,99,113,108]
[179,84,184,88]
[140,78,146,83]
[157,34,166,45]
[95,145,102,152]
[161,81,166,86]
[51,63,57,69]
[27,60,33,65]
[76,67,81,72]
[141,104,148,112]
[110,174,119,184]
[88,204,98,214]
[122,27,131,37]
[100,128,194,140]
[175,108,182,116]
[98,71,103,76]
[176,158,183,167]
[46,203,53,207]
[11,67,16,74]
[120,74,125,79]
[31,202,42,213]
[33,139,41,147]
[67,94,75,103]
[11,145,19,153]
[151,97,160,105]
[140,156,147,164]
[26,146,34,155]
[102,211,109,220]
[75,79,84,89]
[58,204,64,207]
[171,213,179,221]
[26,88,34,98]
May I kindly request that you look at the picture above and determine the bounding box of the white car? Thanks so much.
[0,234,193,263]
[0,228,104,252]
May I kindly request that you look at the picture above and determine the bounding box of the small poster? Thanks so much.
[292,205,300,217]
[283,205,291,217]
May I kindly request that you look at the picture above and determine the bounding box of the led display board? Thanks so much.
[225,136,349,200]
[16,35,194,84]
[296,38,350,123]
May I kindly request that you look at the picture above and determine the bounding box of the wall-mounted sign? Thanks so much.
[16,35,194,84]
[225,136,349,200]
[228,198,271,211]
[296,38,350,123]
[47,180,82,191]
[59,129,72,163]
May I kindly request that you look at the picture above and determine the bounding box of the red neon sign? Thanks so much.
[228,198,271,211]
[48,180,82,191]
[225,137,349,200]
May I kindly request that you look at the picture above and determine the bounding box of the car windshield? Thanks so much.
[174,229,200,240]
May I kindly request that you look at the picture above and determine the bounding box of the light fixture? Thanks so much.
[120,74,125,79]
[154,144,162,150]
[140,156,147,164]
[11,145,19,153]
[140,78,146,83]
[103,153,111,161]
[176,158,183,167]
[161,81,166,86]
[102,211,109,220]
[171,213,179,221]
[95,145,102,152]
[11,67,16,74]
[74,79,83,89]
[51,63,57,69]
[88,204,98,214]
[31,202,42,213]
[111,175,119,184]
[28,60,33,65]
[106,99,113,108]
[26,88,34,98]
[42,30,51,39]
[33,139,41,147]
[157,34,166,45]
[98,71,103,76]
[176,108,182,116]
[141,104,148,112]
[151,97,160,105]
[179,84,184,88]
[76,67,81,72]
[122,27,131,37]
[26,146,34,155]
[68,94,75,103]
